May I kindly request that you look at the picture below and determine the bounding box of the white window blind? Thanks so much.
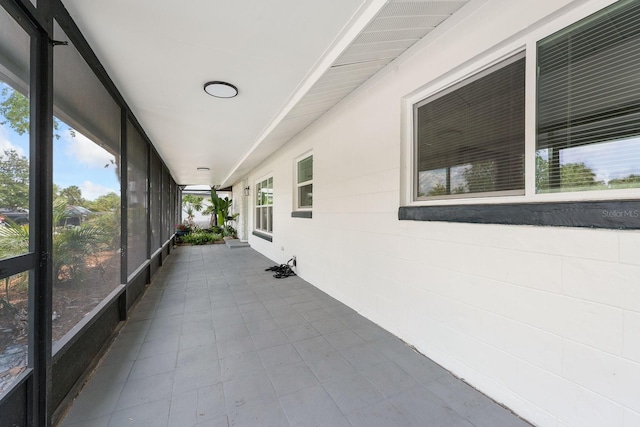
[536,0,640,192]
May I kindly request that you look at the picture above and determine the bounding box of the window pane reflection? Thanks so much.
[298,184,312,208]
[297,156,313,183]
[536,138,640,193]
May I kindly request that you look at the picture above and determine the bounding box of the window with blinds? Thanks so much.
[126,119,148,276]
[536,0,640,193]
[414,53,525,200]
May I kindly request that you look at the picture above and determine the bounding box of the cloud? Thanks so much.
[62,129,115,168]
[79,180,119,201]
[0,125,25,156]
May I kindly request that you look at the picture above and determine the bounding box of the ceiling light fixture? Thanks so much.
[197,167,210,171]
[203,81,238,98]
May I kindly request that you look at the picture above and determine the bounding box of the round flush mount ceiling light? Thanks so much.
[203,81,238,98]
[196,167,210,171]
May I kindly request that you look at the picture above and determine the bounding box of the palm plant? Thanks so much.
[182,194,203,226]
[201,203,217,228]
[208,188,238,235]
[52,198,108,282]
[0,220,29,257]
[0,199,108,284]
[53,223,106,282]
[0,220,29,307]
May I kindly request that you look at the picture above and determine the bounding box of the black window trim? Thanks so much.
[399,200,640,229]
[291,211,312,219]
[252,230,273,242]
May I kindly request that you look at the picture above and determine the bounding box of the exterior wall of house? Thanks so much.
[244,0,640,425]
[232,179,250,241]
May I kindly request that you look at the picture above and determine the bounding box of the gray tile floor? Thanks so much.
[59,245,531,427]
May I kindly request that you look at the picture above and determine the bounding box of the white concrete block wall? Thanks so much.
[243,0,640,425]
[231,180,249,240]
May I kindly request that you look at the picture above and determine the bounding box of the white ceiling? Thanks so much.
[60,0,469,187]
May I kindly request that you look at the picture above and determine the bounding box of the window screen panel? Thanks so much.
[415,54,525,199]
[169,177,176,237]
[53,21,120,154]
[0,9,30,262]
[536,0,640,192]
[0,9,30,93]
[150,151,162,251]
[0,8,30,394]
[127,120,148,276]
[52,22,121,344]
[162,166,170,242]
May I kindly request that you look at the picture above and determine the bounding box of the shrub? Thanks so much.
[180,231,222,245]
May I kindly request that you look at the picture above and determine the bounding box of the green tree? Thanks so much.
[463,161,496,193]
[608,174,640,188]
[60,185,86,206]
[1,84,67,139]
[201,201,217,227]
[535,154,549,191]
[0,87,29,136]
[182,194,203,225]
[560,162,602,189]
[0,149,29,209]
[536,157,603,191]
[88,192,120,212]
[427,183,447,196]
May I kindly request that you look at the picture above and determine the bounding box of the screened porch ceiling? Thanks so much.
[60,0,471,187]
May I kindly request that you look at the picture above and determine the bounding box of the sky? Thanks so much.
[1,81,120,202]
[554,138,640,183]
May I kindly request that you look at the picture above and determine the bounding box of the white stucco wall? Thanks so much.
[243,0,640,425]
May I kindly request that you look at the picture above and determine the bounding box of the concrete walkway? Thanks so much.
[59,245,531,427]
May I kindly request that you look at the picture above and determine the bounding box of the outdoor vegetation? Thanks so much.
[1,83,122,392]
[177,189,239,244]
[0,150,121,318]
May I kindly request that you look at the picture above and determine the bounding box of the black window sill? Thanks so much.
[252,231,273,242]
[291,211,312,219]
[399,200,640,230]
